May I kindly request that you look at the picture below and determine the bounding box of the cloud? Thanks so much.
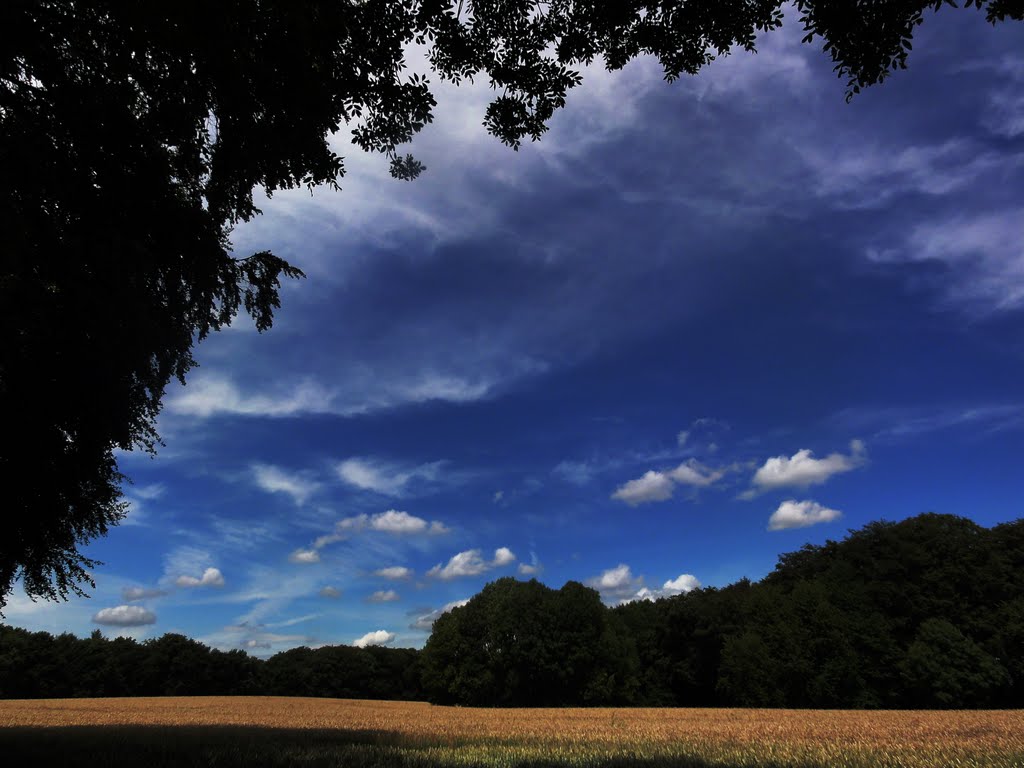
[175,567,225,588]
[492,547,516,566]
[374,566,413,580]
[668,459,726,487]
[252,464,319,505]
[677,430,690,447]
[289,549,320,564]
[328,510,447,540]
[493,490,504,503]
[553,460,596,486]
[319,586,342,599]
[662,574,701,595]
[367,589,400,603]
[408,599,469,631]
[166,374,336,418]
[121,586,167,602]
[427,547,516,580]
[336,457,443,496]
[749,440,866,493]
[518,552,543,576]
[93,605,157,627]
[768,500,843,531]
[353,629,396,648]
[587,563,645,602]
[611,471,674,506]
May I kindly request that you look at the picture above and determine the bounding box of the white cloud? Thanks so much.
[327,510,447,540]
[166,374,336,418]
[367,590,400,603]
[427,547,515,580]
[768,499,843,531]
[749,440,865,493]
[493,490,504,503]
[319,586,342,599]
[427,549,488,579]
[663,574,701,595]
[492,547,516,567]
[374,566,413,580]
[353,629,396,648]
[587,563,645,601]
[121,586,167,602]
[289,549,320,564]
[518,552,542,576]
[252,464,319,505]
[175,567,225,588]
[668,459,725,487]
[611,471,674,506]
[336,457,443,496]
[677,430,690,447]
[409,599,469,631]
[93,605,157,627]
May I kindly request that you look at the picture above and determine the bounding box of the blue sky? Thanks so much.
[7,9,1024,654]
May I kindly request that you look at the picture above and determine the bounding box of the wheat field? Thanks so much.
[1,697,1023,768]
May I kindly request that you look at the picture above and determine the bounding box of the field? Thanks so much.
[1,697,1022,768]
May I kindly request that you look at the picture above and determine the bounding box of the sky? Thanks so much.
[6,8,1024,655]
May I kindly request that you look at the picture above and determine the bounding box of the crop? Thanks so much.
[1,697,1022,768]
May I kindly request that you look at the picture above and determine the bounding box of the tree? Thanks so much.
[2,2,1021,609]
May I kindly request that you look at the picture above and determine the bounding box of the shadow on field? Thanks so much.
[0,724,744,768]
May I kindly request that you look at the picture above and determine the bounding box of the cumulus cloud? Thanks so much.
[289,549,320,564]
[368,589,400,603]
[336,457,443,496]
[175,567,225,588]
[252,464,319,505]
[121,586,167,602]
[374,566,413,580]
[93,605,157,627]
[492,547,516,566]
[611,471,674,506]
[408,599,469,631]
[319,586,342,599]
[587,563,645,602]
[332,510,448,537]
[749,440,865,493]
[768,500,843,530]
[353,629,396,648]
[427,547,516,580]
[663,574,702,595]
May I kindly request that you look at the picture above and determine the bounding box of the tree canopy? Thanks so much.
[2,1,1021,608]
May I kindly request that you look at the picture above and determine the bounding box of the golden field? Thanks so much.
[1,697,1023,768]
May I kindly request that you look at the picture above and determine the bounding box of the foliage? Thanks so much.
[2,1,1022,609]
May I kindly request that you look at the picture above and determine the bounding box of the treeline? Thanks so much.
[421,513,1024,708]
[0,629,422,700]
[2,513,1022,707]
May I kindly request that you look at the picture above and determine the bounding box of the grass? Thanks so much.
[1,697,1022,768]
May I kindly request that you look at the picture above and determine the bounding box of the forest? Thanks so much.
[2,513,1021,709]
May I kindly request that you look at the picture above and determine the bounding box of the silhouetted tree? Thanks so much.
[3,2,1020,609]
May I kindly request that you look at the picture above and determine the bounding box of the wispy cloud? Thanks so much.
[367,590,400,603]
[408,599,469,631]
[336,457,445,496]
[252,464,319,505]
[374,566,413,580]
[121,586,167,602]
